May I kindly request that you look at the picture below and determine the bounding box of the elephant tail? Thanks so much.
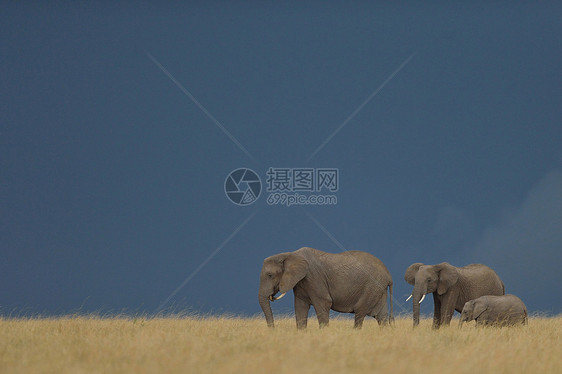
[388,281,394,325]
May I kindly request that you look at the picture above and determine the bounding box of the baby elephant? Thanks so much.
[460,294,527,327]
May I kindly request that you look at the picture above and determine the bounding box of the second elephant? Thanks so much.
[404,262,505,328]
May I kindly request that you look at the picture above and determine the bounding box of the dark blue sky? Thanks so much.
[2,2,561,317]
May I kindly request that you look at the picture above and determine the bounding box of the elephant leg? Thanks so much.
[439,292,458,326]
[354,312,367,329]
[374,294,388,326]
[480,311,492,326]
[432,294,442,329]
[312,300,331,328]
[374,311,387,326]
[294,296,310,330]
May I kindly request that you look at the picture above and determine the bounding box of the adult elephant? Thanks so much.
[258,247,393,329]
[404,262,504,328]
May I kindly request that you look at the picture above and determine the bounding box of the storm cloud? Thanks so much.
[473,170,562,313]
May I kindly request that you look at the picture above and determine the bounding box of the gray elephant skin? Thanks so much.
[258,247,393,329]
[404,262,504,328]
[460,294,527,327]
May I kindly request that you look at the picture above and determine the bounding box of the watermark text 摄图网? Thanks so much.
[266,167,338,193]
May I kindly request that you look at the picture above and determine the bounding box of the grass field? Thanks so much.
[1,315,560,374]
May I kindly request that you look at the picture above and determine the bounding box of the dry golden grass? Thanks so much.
[1,315,560,374]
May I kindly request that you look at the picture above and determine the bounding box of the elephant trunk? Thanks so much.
[258,291,275,328]
[412,284,426,327]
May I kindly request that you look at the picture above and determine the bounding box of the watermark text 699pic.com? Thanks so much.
[266,192,337,207]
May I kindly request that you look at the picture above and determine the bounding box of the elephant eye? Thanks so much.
[267,273,273,278]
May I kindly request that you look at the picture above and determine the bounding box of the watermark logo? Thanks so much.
[224,168,261,206]
[225,168,338,206]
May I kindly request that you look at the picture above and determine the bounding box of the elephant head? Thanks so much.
[258,252,309,328]
[459,299,487,328]
[404,262,458,326]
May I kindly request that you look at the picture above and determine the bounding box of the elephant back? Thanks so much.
[341,251,391,276]
[459,264,504,298]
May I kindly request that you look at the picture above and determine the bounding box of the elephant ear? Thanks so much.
[436,262,459,295]
[404,263,424,285]
[279,253,309,293]
[472,300,487,320]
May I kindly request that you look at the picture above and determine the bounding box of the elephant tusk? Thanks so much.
[419,294,426,304]
[406,294,412,302]
[269,292,286,302]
